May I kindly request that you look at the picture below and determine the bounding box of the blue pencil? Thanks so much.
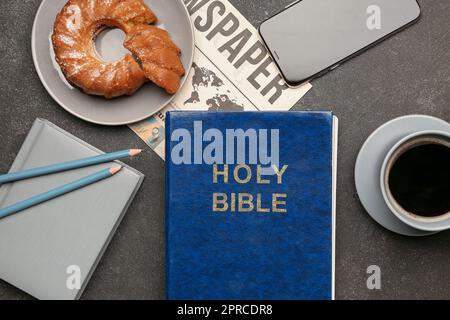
[0,166,122,219]
[0,149,141,184]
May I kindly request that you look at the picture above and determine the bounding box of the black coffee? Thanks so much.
[388,143,450,217]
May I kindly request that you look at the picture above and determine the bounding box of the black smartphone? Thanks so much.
[259,0,421,87]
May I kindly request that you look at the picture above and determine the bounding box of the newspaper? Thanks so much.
[129,0,312,159]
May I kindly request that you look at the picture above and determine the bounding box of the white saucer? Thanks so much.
[355,115,450,236]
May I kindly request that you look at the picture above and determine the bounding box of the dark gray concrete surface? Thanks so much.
[0,0,449,300]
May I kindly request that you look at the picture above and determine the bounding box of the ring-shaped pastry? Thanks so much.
[52,0,157,99]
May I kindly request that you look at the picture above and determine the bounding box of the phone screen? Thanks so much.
[259,0,420,86]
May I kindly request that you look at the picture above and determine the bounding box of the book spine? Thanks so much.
[165,112,171,300]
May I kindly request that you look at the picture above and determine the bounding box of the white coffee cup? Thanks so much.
[380,130,450,232]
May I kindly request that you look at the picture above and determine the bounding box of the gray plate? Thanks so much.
[32,0,194,126]
[355,115,450,237]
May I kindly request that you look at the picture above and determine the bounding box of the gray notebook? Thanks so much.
[0,119,144,300]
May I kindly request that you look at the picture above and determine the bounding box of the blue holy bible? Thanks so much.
[166,111,337,300]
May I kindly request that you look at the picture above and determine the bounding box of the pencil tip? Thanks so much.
[110,166,122,175]
[129,149,143,157]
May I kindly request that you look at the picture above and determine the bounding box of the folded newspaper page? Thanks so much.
[130,0,312,159]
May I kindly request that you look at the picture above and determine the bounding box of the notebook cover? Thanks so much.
[0,119,144,300]
[165,111,335,300]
